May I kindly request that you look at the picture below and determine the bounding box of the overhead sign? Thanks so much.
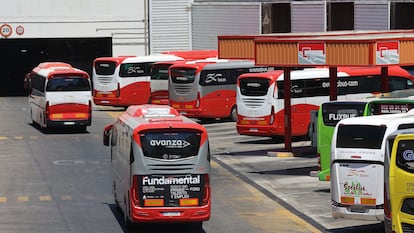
[376,41,399,65]
[0,23,12,38]
[298,42,326,65]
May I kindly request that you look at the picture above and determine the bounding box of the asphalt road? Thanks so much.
[0,97,325,233]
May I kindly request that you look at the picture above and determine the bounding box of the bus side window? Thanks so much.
[389,76,412,91]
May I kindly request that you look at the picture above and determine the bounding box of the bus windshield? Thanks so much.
[336,124,387,149]
[46,76,90,92]
[170,68,196,84]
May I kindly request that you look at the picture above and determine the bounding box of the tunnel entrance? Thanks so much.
[0,37,112,96]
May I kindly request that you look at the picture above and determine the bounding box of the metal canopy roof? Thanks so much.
[218,30,414,66]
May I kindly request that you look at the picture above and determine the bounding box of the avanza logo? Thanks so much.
[150,139,191,148]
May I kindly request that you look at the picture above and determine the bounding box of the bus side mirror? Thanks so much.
[103,124,113,146]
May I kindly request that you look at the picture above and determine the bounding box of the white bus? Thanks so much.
[27,62,92,132]
[330,111,414,221]
[236,66,414,137]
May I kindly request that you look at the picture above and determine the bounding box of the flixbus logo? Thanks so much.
[149,139,191,149]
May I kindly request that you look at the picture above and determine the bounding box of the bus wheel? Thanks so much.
[123,197,134,229]
[188,222,203,230]
[30,110,37,127]
[230,106,237,122]
[113,182,121,211]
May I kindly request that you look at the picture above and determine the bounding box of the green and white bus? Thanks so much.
[317,97,414,181]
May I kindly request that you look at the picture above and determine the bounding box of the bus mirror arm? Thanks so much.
[103,124,113,146]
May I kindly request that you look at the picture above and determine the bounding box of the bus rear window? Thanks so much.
[239,78,270,96]
[140,132,201,160]
[322,102,366,127]
[396,140,414,173]
[46,76,90,92]
[336,124,386,149]
[170,68,196,84]
[95,61,116,75]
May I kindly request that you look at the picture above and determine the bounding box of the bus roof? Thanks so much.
[121,105,207,132]
[122,54,184,63]
[36,62,72,69]
[93,56,135,64]
[151,57,227,67]
[161,50,218,60]
[169,59,256,70]
[33,63,90,79]
[236,65,412,81]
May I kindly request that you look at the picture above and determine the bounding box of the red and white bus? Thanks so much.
[103,104,211,228]
[27,62,92,131]
[169,60,273,121]
[93,54,184,107]
[151,58,221,106]
[93,50,218,107]
[236,66,414,137]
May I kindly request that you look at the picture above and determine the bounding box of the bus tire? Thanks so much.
[113,182,121,212]
[230,105,237,122]
[123,196,134,229]
[188,221,203,230]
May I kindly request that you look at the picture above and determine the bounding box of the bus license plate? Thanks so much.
[179,111,187,115]
[249,128,258,132]
[162,212,181,217]
[63,122,75,125]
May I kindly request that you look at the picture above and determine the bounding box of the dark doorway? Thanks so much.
[0,37,112,96]
[327,2,354,31]
[391,3,414,29]
[271,3,291,33]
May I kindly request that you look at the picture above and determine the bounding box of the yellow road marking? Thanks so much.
[14,136,23,140]
[39,195,51,201]
[61,195,72,201]
[0,197,7,202]
[0,136,8,140]
[17,196,29,202]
